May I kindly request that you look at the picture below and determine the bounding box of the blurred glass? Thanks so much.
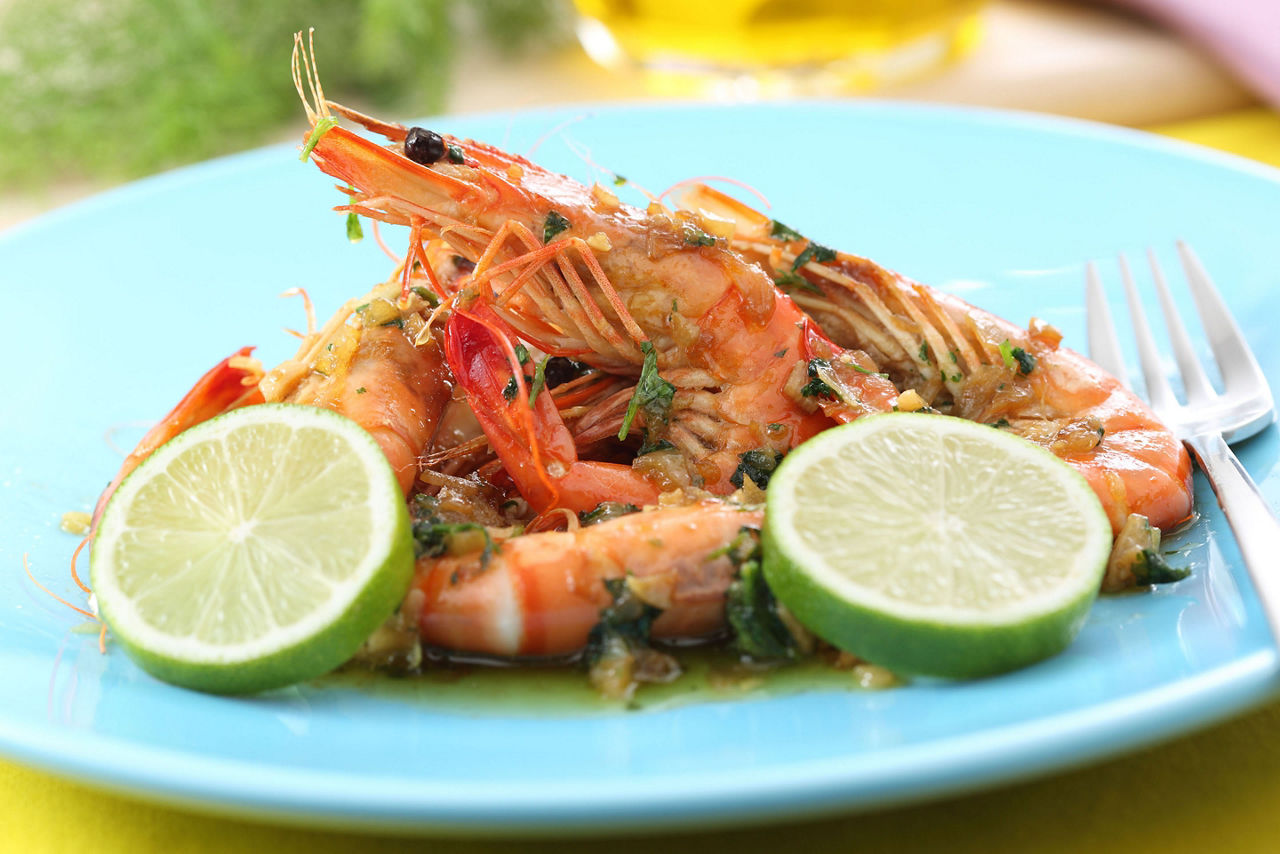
[574,0,986,94]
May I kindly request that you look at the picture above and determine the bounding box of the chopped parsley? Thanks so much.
[723,528,800,660]
[769,219,805,242]
[613,173,627,186]
[345,203,363,243]
[682,224,716,247]
[730,449,784,490]
[636,436,675,456]
[584,577,662,668]
[409,495,498,568]
[800,358,835,398]
[618,342,675,441]
[411,286,440,306]
[773,270,822,294]
[527,357,549,404]
[997,341,1035,374]
[989,417,1011,428]
[356,387,367,394]
[502,375,518,401]
[949,350,958,363]
[791,242,837,271]
[998,339,1015,370]
[514,343,530,365]
[543,210,571,243]
[579,502,640,527]
[299,117,337,162]
[447,144,465,164]
[1134,549,1191,585]
[918,341,929,362]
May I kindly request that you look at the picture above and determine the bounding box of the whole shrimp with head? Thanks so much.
[678,184,1195,547]
[292,33,900,515]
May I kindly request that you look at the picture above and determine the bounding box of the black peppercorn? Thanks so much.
[404,127,446,165]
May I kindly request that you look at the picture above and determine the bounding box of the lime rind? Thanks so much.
[763,413,1112,679]
[90,403,414,694]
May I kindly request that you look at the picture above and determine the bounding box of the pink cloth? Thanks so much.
[1109,0,1280,107]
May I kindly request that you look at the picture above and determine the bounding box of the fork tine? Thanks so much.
[1177,242,1272,398]
[1085,261,1131,388]
[1147,249,1215,405]
[1118,254,1178,413]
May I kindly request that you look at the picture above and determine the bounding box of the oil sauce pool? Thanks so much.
[311,647,887,717]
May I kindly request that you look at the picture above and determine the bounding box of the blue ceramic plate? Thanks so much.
[3,103,1279,834]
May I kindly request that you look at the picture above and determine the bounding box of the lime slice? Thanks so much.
[763,413,1111,679]
[90,403,414,694]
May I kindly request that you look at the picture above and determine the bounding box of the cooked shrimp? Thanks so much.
[291,36,899,510]
[679,184,1194,533]
[261,282,452,494]
[410,501,762,657]
[90,348,265,531]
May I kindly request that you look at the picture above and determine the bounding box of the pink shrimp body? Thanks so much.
[412,502,761,657]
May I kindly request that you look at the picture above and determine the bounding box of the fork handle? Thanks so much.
[1185,432,1280,642]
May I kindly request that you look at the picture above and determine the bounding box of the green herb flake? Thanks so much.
[636,436,675,456]
[528,357,549,404]
[791,242,837,272]
[998,339,1016,370]
[447,144,465,164]
[409,496,499,568]
[769,220,805,242]
[918,341,929,362]
[800,358,835,398]
[949,350,958,363]
[356,387,367,394]
[514,343,530,365]
[299,117,338,163]
[773,270,822,294]
[579,502,640,527]
[682,224,716,247]
[767,423,783,432]
[613,173,627,186]
[724,529,800,661]
[617,342,676,441]
[411,286,441,307]
[1136,549,1191,585]
[584,577,663,669]
[950,372,963,383]
[773,348,788,358]
[502,375,518,401]
[730,449,784,490]
[543,210,571,243]
[1012,346,1036,375]
[989,417,1011,428]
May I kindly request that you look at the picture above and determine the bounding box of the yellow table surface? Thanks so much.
[4,107,1280,854]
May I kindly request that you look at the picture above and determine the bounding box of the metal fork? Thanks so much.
[1086,242,1280,641]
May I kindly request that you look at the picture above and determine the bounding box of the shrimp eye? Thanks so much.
[405,127,446,165]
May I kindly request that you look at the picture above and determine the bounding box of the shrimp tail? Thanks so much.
[91,347,265,531]
[444,306,659,514]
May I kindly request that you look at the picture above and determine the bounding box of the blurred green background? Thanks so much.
[0,0,570,189]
